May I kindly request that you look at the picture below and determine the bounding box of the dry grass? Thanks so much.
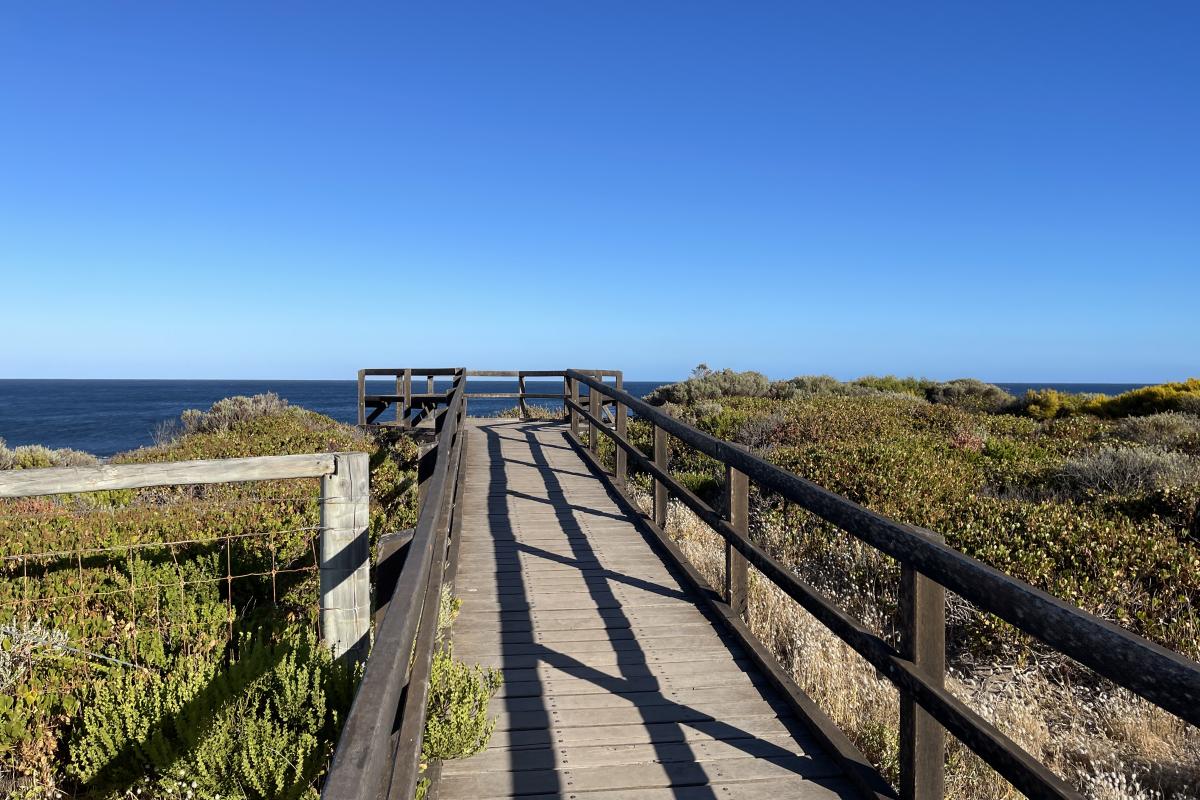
[631,489,1200,799]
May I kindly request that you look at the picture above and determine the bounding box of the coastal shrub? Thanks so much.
[925,379,1015,412]
[421,646,502,762]
[1115,412,1200,452]
[645,364,769,405]
[1083,378,1200,418]
[1014,388,1086,420]
[767,375,841,399]
[734,412,790,450]
[178,392,290,436]
[852,375,937,398]
[1059,446,1200,496]
[0,439,98,470]
[67,626,356,799]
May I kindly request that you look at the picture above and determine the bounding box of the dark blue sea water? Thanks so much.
[0,379,1152,458]
[0,379,667,457]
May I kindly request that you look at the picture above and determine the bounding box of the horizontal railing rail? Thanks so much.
[325,369,468,800]
[0,451,372,662]
[563,369,1200,800]
[357,368,621,425]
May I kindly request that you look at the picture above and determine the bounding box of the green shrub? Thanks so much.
[646,364,770,405]
[1082,378,1200,418]
[925,379,1015,412]
[177,393,290,437]
[0,439,98,470]
[1115,412,1200,452]
[421,646,502,762]
[1015,388,1087,420]
[67,626,356,800]
[852,375,937,398]
[1059,447,1200,496]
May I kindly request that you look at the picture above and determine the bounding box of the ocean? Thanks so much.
[0,379,1152,458]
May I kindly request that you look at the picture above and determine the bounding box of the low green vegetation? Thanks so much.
[0,397,421,798]
[625,367,1200,798]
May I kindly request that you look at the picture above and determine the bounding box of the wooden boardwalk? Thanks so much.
[443,419,856,800]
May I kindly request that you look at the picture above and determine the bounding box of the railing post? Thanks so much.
[518,372,528,420]
[899,557,946,800]
[320,452,371,663]
[725,455,749,619]
[653,424,668,528]
[356,370,366,426]
[402,368,412,425]
[569,376,580,436]
[588,376,599,453]
[615,372,627,488]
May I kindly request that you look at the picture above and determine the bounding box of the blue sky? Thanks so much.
[2,2,1197,381]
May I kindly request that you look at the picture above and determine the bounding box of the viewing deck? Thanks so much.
[442,419,855,799]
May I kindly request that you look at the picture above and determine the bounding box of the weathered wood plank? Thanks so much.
[439,420,850,800]
[0,452,338,498]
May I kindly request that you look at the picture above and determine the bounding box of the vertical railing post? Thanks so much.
[356,370,366,426]
[426,373,435,395]
[615,372,627,487]
[569,376,580,436]
[402,368,412,426]
[588,376,599,454]
[394,372,404,423]
[653,424,668,528]
[724,455,749,620]
[518,372,528,420]
[320,452,371,663]
[899,556,946,800]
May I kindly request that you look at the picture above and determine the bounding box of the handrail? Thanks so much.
[324,369,468,800]
[564,369,1200,800]
[357,368,622,425]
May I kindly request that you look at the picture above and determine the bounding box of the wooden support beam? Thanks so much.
[725,456,749,620]
[653,424,668,528]
[319,452,371,664]
[900,558,946,800]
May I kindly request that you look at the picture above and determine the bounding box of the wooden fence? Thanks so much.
[563,368,1200,800]
[0,452,372,662]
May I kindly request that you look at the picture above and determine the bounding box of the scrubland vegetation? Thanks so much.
[618,367,1200,799]
[0,396,499,799]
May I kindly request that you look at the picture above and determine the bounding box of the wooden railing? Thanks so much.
[562,369,1200,800]
[357,368,622,425]
[0,452,372,662]
[324,369,469,800]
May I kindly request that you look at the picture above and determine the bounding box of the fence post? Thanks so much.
[615,373,627,487]
[518,373,528,420]
[588,377,599,453]
[402,368,412,425]
[569,377,580,436]
[899,558,946,800]
[320,452,371,663]
[653,425,668,528]
[725,456,749,620]
[356,370,366,426]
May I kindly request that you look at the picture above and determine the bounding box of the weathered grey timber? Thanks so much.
[0,452,371,662]
[441,419,858,800]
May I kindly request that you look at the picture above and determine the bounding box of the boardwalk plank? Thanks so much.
[440,420,854,800]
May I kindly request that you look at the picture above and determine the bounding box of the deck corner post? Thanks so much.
[615,392,627,489]
[569,376,580,435]
[518,373,528,419]
[653,424,668,528]
[356,370,366,426]
[724,455,749,620]
[320,452,371,664]
[588,375,600,454]
[899,556,946,800]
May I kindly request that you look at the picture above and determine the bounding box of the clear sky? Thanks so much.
[2,2,1197,381]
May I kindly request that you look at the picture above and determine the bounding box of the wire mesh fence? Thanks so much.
[0,478,333,793]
